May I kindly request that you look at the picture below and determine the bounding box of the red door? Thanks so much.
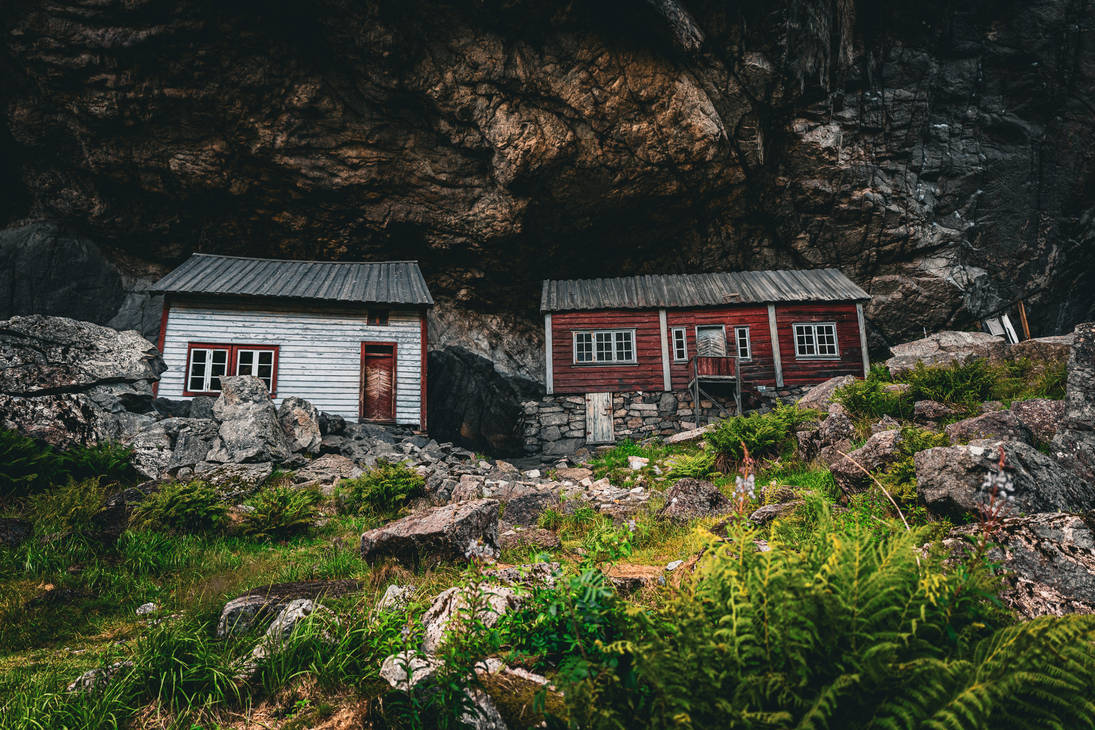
[361,343,396,422]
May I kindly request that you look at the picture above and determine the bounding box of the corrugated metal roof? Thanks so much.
[541,268,869,312]
[150,254,434,306]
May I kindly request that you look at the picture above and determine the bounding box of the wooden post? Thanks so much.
[658,309,671,391]
[856,303,870,378]
[767,304,784,389]
[1017,300,1031,340]
[544,314,554,395]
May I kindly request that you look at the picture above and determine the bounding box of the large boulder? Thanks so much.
[656,478,731,521]
[943,410,1034,445]
[1006,333,1073,364]
[885,331,1006,376]
[797,375,855,412]
[1051,323,1095,484]
[127,416,219,479]
[206,376,292,463]
[426,346,542,456]
[915,440,1095,520]
[216,579,362,637]
[827,429,906,495]
[421,584,522,653]
[0,315,164,447]
[941,513,1095,618]
[1009,399,1066,445]
[277,396,321,454]
[359,499,500,566]
[495,484,558,527]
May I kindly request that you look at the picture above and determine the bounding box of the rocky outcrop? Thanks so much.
[359,499,500,566]
[885,331,1006,376]
[277,397,321,455]
[206,376,292,464]
[0,315,164,448]
[4,1,1094,354]
[797,376,855,412]
[913,400,961,424]
[915,440,1094,520]
[427,346,541,456]
[944,411,1034,445]
[1052,323,1095,483]
[828,429,906,495]
[1009,399,1066,445]
[216,579,362,637]
[656,478,731,521]
[942,513,1095,618]
[421,584,521,653]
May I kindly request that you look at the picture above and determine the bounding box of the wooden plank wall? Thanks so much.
[549,310,664,394]
[666,306,777,389]
[158,298,423,425]
[775,303,863,385]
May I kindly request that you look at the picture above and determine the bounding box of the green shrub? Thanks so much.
[834,377,914,420]
[57,441,134,484]
[880,426,951,502]
[239,484,321,539]
[334,460,424,516]
[537,507,563,531]
[130,480,227,534]
[906,358,998,407]
[589,439,648,478]
[0,429,58,496]
[664,451,716,479]
[563,513,1095,729]
[705,404,817,470]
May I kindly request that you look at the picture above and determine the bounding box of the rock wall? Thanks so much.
[2,0,1094,356]
[522,386,809,455]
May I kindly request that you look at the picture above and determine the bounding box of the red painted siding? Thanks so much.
[775,303,863,385]
[666,306,776,389]
[550,310,664,394]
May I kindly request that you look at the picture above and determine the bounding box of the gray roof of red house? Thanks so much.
[541,268,869,312]
[150,254,434,306]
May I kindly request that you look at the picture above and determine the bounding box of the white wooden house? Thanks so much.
[150,254,434,427]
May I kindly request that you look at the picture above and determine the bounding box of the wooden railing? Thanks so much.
[693,355,737,379]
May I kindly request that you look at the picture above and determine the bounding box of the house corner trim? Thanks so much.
[856,302,870,378]
[767,304,784,388]
[658,309,671,391]
[544,313,554,395]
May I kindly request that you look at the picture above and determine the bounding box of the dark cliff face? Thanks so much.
[2,0,1094,362]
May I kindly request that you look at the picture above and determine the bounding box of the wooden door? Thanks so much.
[360,343,396,422]
[585,392,614,444]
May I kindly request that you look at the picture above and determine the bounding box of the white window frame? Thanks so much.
[734,326,752,360]
[235,348,277,391]
[793,322,840,359]
[671,327,688,361]
[694,324,727,358]
[572,329,637,365]
[186,346,231,394]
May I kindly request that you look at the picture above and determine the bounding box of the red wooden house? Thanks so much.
[540,268,871,418]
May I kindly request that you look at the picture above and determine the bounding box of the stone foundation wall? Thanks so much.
[521,386,810,456]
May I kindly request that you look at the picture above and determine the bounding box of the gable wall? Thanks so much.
[158,297,424,425]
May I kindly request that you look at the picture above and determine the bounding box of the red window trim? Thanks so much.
[183,342,280,397]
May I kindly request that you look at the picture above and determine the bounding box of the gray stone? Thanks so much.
[215,579,362,637]
[66,661,135,694]
[135,602,158,615]
[916,440,1095,520]
[942,513,1095,618]
[913,399,961,423]
[1052,323,1095,483]
[497,485,558,526]
[277,396,322,454]
[748,500,804,525]
[0,315,164,449]
[206,376,292,463]
[498,528,561,552]
[194,461,274,501]
[797,375,855,412]
[293,453,362,492]
[359,499,500,566]
[1010,399,1066,444]
[827,429,905,495]
[188,395,215,419]
[657,478,731,521]
[380,651,442,693]
[944,410,1034,445]
[421,584,521,653]
[886,331,1006,376]
[377,584,415,612]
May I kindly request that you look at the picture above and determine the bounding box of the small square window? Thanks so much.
[793,323,839,359]
[368,310,389,326]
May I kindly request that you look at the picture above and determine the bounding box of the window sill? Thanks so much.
[793,356,841,361]
[572,361,639,367]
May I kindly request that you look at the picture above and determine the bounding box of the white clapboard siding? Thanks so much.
[158,301,423,425]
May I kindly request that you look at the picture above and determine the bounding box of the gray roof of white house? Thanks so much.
[541,268,869,312]
[151,254,434,306]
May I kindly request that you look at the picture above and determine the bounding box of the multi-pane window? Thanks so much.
[187,347,229,394]
[671,328,687,361]
[734,326,751,360]
[186,344,278,394]
[236,348,276,391]
[793,323,839,358]
[573,330,636,364]
[368,309,389,326]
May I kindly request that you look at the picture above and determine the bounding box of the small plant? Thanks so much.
[664,450,716,479]
[239,484,321,539]
[335,460,425,516]
[879,426,951,502]
[57,441,134,484]
[130,480,227,534]
[0,429,59,496]
[581,519,636,564]
[834,377,914,420]
[906,358,997,407]
[731,443,757,515]
[537,508,563,531]
[705,404,816,471]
